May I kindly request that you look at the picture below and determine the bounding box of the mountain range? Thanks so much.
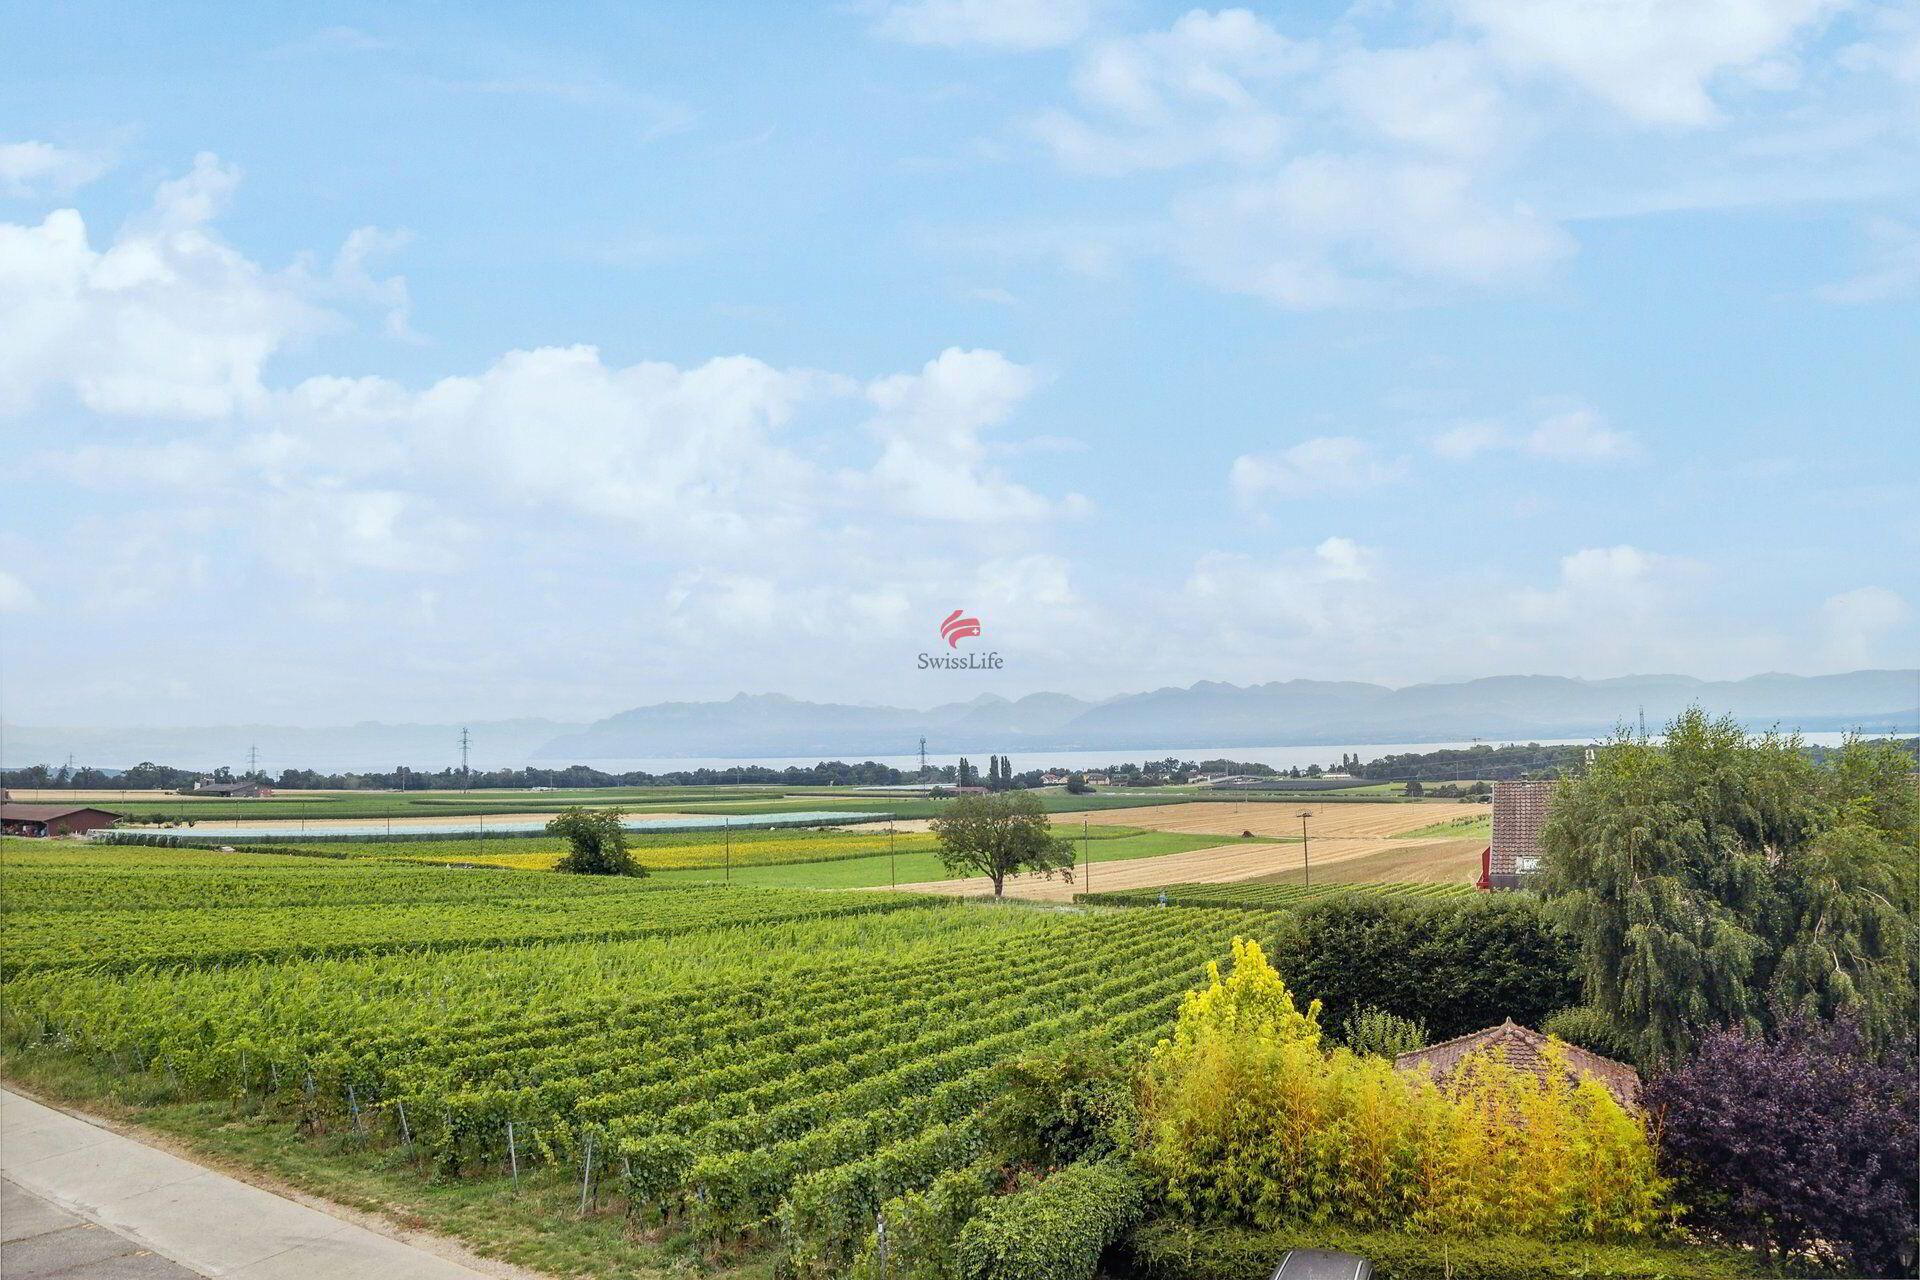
[8,670,1913,772]
[534,670,1919,760]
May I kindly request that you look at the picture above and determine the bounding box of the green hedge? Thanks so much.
[955,1160,1146,1280]
[1127,1222,1768,1280]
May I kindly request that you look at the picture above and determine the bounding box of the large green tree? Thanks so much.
[930,790,1076,896]
[1541,709,1917,1065]
[546,806,644,876]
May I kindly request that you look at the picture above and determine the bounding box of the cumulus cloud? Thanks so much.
[873,0,1099,50]
[865,347,1081,522]
[1451,0,1837,126]
[1231,436,1406,502]
[0,159,326,419]
[1820,586,1914,668]
[1512,545,1675,625]
[0,140,112,198]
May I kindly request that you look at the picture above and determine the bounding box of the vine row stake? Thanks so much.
[396,1098,411,1148]
[578,1131,596,1216]
[507,1120,518,1188]
[347,1084,364,1136]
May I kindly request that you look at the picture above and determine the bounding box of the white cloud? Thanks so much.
[1033,10,1307,174]
[1511,545,1675,625]
[1820,218,1920,303]
[1184,537,1389,637]
[0,140,111,198]
[873,0,1099,50]
[0,568,35,612]
[1820,586,1914,668]
[1428,406,1639,463]
[1231,436,1406,501]
[1524,408,1640,461]
[1432,420,1503,459]
[1451,0,1837,126]
[1176,154,1572,308]
[1325,42,1508,158]
[322,226,419,340]
[865,347,1081,521]
[0,155,326,419]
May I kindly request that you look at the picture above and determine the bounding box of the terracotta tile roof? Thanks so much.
[1490,780,1554,875]
[1394,1018,1641,1112]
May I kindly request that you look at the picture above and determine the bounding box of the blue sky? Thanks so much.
[1,0,1915,727]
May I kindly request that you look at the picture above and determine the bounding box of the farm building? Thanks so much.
[1476,778,1554,890]
[1395,1018,1642,1112]
[0,804,122,838]
[178,779,272,797]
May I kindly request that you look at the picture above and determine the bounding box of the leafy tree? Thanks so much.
[1542,710,1917,1065]
[546,806,643,875]
[1644,1016,1918,1275]
[930,790,1075,896]
[1403,778,1424,797]
[1065,772,1092,795]
[1275,894,1578,1041]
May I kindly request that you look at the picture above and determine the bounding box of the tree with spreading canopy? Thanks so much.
[546,806,643,876]
[1541,708,1917,1066]
[929,790,1076,896]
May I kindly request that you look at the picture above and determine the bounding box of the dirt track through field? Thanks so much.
[891,830,1484,902]
[1067,799,1486,839]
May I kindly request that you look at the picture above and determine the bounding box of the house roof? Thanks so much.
[1394,1018,1641,1112]
[1,804,121,822]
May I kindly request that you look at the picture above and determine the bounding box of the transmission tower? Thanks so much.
[247,744,259,776]
[460,727,471,789]
[918,736,929,781]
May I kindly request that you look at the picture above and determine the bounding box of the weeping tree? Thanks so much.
[1541,709,1917,1066]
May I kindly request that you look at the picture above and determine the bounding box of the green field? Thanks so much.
[1,840,1301,1277]
[41,782,1435,828]
[650,827,1269,889]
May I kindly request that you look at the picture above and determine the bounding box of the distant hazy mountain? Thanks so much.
[0,718,581,774]
[535,670,1919,760]
[11,670,1912,771]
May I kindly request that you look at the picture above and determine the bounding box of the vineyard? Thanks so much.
[1077,881,1479,909]
[1,842,1295,1275]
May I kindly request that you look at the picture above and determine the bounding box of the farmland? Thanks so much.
[1077,880,1477,909]
[0,795,1490,1277]
[1,838,1303,1276]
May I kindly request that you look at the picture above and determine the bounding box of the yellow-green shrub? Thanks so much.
[1140,937,1671,1241]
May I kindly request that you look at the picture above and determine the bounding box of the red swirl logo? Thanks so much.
[939,608,981,648]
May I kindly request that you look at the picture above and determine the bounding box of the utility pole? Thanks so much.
[724,818,731,884]
[889,822,896,889]
[1297,810,1312,887]
[1083,816,1090,895]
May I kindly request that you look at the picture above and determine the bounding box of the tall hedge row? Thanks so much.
[954,1159,1145,1280]
[1273,894,1578,1040]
